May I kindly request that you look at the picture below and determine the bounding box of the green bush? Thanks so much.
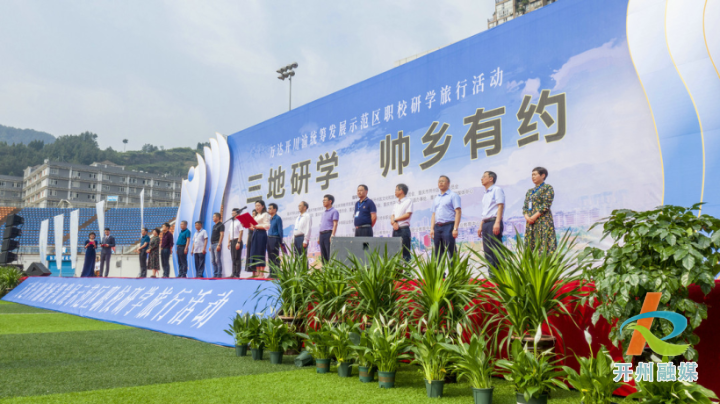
[0,266,23,298]
[582,204,720,361]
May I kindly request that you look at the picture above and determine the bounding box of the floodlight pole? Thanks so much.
[289,76,292,111]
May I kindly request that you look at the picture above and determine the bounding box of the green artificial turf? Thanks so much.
[0,364,631,404]
[0,326,298,399]
[0,302,63,314]
[0,313,129,335]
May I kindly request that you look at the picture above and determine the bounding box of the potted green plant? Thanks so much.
[562,330,624,404]
[350,327,376,383]
[581,204,720,362]
[302,261,352,322]
[342,249,405,322]
[364,315,412,389]
[297,320,332,374]
[473,231,589,352]
[328,318,359,377]
[441,325,497,404]
[260,316,297,365]
[497,331,569,404]
[400,252,481,333]
[224,311,252,356]
[0,266,23,298]
[410,320,452,398]
[628,358,717,403]
[245,314,264,360]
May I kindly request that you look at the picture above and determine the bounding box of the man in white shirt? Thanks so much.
[293,201,312,255]
[477,171,505,269]
[227,208,244,277]
[391,184,414,262]
[190,221,208,278]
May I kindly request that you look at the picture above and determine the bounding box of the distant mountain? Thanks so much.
[0,124,55,145]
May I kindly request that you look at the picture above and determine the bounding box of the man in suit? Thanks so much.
[161,223,174,278]
[99,227,115,277]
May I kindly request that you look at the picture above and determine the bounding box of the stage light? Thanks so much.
[276,62,299,111]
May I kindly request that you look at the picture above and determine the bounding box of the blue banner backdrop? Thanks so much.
[164,0,720,275]
[2,277,277,347]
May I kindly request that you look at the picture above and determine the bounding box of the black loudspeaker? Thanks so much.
[24,262,51,277]
[0,252,18,264]
[2,239,19,252]
[3,226,21,239]
[4,214,24,227]
[330,237,402,265]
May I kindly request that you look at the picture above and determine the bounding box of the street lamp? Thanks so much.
[277,62,298,111]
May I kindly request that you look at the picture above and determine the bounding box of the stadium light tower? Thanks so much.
[277,62,298,111]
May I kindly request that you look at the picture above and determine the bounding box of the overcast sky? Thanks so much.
[0,1,494,151]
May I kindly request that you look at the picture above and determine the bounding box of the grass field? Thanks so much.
[0,301,630,403]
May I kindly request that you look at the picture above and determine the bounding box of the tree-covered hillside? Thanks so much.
[0,132,196,178]
[0,124,56,145]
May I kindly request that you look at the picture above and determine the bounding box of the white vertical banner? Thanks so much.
[96,200,105,236]
[140,189,145,229]
[70,210,79,272]
[53,214,64,275]
[39,219,49,268]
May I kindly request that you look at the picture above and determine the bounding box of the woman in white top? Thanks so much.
[248,200,271,277]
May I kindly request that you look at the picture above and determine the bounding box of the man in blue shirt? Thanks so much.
[176,220,192,278]
[431,175,462,259]
[267,203,284,278]
[354,184,377,237]
[136,228,150,278]
[477,171,505,269]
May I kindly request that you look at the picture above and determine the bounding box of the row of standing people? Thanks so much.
[79,166,556,278]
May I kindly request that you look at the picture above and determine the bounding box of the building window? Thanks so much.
[0,182,4,187]
[50,168,59,175]
[75,172,82,178]
[119,187,125,192]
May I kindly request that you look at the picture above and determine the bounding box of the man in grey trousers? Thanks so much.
[99,227,116,277]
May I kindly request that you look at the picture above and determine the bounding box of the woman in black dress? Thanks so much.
[244,209,257,275]
[248,202,270,278]
[147,228,161,278]
[80,232,97,277]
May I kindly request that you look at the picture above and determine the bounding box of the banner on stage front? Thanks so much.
[2,277,278,347]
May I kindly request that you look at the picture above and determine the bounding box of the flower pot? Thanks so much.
[235,345,248,357]
[512,335,557,354]
[315,358,330,374]
[358,366,374,382]
[337,361,352,377]
[251,347,264,360]
[516,392,548,404]
[473,387,494,404]
[425,379,445,398]
[378,371,396,389]
[269,351,283,364]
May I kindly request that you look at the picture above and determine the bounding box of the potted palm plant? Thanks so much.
[473,231,589,352]
[302,261,352,323]
[350,327,376,383]
[245,314,265,360]
[342,249,405,322]
[224,311,252,356]
[562,330,623,404]
[328,319,359,377]
[260,316,297,365]
[297,320,333,374]
[497,331,569,404]
[410,320,452,398]
[440,325,497,404]
[400,252,481,333]
[364,315,412,389]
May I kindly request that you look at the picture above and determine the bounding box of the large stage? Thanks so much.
[3,277,719,396]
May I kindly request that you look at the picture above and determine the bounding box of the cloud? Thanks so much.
[551,39,627,90]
